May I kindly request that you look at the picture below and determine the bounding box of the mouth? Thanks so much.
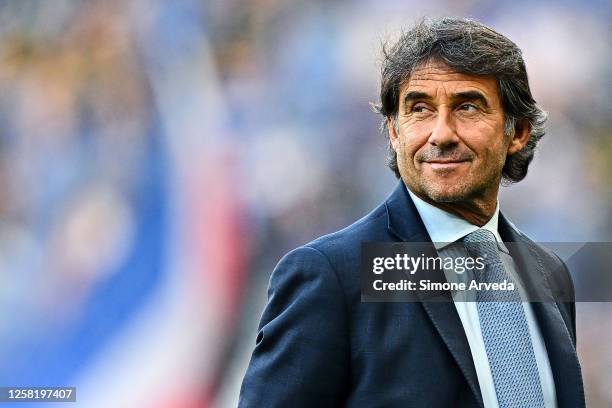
[424,160,470,171]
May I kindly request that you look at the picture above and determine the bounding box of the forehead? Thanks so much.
[401,60,500,101]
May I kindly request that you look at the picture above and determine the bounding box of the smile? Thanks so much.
[425,160,470,170]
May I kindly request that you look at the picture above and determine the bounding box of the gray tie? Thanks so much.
[464,229,545,408]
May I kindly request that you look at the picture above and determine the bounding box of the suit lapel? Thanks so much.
[499,214,585,408]
[385,182,484,408]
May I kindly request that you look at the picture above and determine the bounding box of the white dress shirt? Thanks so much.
[407,188,557,408]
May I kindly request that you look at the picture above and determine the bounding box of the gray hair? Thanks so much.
[375,17,547,183]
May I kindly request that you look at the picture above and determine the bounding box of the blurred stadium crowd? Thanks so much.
[0,0,610,407]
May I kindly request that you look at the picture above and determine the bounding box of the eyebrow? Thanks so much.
[452,91,490,108]
[402,90,491,109]
[403,91,432,106]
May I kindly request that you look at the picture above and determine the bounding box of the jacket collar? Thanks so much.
[384,181,431,243]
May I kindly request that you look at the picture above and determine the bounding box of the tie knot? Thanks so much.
[463,229,500,265]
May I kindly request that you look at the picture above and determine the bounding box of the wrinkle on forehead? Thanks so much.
[401,59,500,106]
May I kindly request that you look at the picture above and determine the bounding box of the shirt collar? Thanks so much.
[406,186,509,254]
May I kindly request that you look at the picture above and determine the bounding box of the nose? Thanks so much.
[428,109,458,147]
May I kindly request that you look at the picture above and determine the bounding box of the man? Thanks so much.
[239,17,584,407]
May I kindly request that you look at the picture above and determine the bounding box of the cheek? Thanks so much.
[403,121,432,141]
[396,137,422,168]
[457,124,506,159]
[398,126,429,157]
[476,146,508,177]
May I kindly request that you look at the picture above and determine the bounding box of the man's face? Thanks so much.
[389,60,514,203]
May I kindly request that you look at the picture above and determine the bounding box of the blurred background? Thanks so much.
[0,0,609,407]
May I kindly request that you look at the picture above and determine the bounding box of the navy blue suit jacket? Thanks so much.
[239,182,584,407]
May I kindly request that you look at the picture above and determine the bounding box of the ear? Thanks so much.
[387,116,400,151]
[507,119,531,155]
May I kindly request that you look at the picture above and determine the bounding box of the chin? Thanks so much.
[401,167,488,203]
[426,191,469,203]
[422,181,475,203]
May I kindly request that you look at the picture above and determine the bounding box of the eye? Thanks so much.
[458,103,478,112]
[411,103,430,113]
